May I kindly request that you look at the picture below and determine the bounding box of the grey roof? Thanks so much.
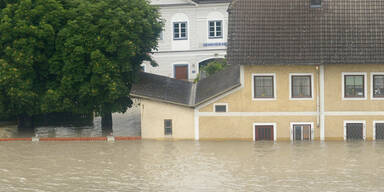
[131,65,241,107]
[195,64,240,105]
[130,72,193,106]
[227,0,384,65]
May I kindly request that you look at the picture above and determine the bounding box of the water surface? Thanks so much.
[0,141,383,192]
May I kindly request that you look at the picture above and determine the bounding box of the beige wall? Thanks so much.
[197,64,384,141]
[324,116,384,141]
[199,116,319,141]
[200,65,318,112]
[140,99,194,140]
[325,64,384,111]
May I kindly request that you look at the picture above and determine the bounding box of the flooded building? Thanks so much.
[132,0,384,141]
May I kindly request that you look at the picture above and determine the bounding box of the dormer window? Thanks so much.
[310,0,321,8]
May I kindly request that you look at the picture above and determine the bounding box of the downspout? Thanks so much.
[316,65,320,128]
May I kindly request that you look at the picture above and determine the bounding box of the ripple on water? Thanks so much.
[0,141,384,191]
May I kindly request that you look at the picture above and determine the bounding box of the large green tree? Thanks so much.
[0,0,162,131]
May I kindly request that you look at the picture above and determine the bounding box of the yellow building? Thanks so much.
[131,0,384,141]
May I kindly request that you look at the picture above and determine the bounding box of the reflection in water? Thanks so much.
[0,141,383,192]
[0,106,141,138]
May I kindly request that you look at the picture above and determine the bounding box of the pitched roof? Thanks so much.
[195,64,240,105]
[227,0,384,65]
[130,72,193,106]
[131,65,241,107]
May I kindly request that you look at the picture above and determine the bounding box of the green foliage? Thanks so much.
[201,59,227,76]
[0,0,162,117]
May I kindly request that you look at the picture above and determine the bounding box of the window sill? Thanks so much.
[173,38,188,41]
[252,98,276,101]
[342,97,367,101]
[289,97,314,101]
[208,36,223,39]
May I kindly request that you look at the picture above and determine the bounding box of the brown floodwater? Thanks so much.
[0,141,383,192]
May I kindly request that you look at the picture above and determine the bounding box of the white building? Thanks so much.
[143,0,230,81]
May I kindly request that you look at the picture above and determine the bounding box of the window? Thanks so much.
[344,121,365,140]
[214,104,227,112]
[253,123,276,141]
[208,20,222,39]
[159,30,164,40]
[292,124,312,141]
[373,75,384,98]
[253,75,275,99]
[374,121,384,140]
[291,75,312,98]
[344,75,364,98]
[164,119,172,136]
[173,22,187,40]
[310,0,322,8]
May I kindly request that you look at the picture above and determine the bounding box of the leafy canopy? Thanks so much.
[0,0,162,117]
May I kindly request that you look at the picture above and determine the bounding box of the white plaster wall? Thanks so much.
[144,1,229,80]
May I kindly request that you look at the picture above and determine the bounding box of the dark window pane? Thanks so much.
[344,75,364,97]
[376,123,384,140]
[373,75,384,97]
[292,76,311,98]
[346,123,363,140]
[254,76,274,98]
[311,0,321,7]
[215,105,227,112]
[164,120,172,135]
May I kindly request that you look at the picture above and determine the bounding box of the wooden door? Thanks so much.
[255,125,273,141]
[174,65,188,80]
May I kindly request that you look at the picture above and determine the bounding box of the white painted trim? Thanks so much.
[253,123,277,141]
[370,72,384,100]
[198,111,384,117]
[240,65,245,88]
[199,112,317,117]
[251,73,277,101]
[320,65,325,141]
[196,86,242,109]
[343,120,366,141]
[325,111,384,116]
[213,103,228,112]
[194,108,199,140]
[373,120,384,141]
[341,72,367,100]
[289,73,314,100]
[290,122,315,141]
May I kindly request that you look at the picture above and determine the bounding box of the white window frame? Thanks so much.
[342,72,367,100]
[290,122,315,141]
[208,20,223,39]
[373,120,384,141]
[289,73,314,100]
[173,22,188,40]
[213,103,228,113]
[343,120,366,141]
[253,123,277,141]
[371,72,384,100]
[252,73,277,101]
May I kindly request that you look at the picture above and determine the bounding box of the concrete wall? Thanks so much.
[140,99,195,140]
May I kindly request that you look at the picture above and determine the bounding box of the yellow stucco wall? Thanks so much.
[324,64,384,111]
[198,64,384,141]
[140,99,194,140]
[199,116,319,141]
[324,116,384,141]
[200,65,318,112]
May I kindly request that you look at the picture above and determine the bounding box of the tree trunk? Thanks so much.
[101,112,113,136]
[17,114,34,134]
